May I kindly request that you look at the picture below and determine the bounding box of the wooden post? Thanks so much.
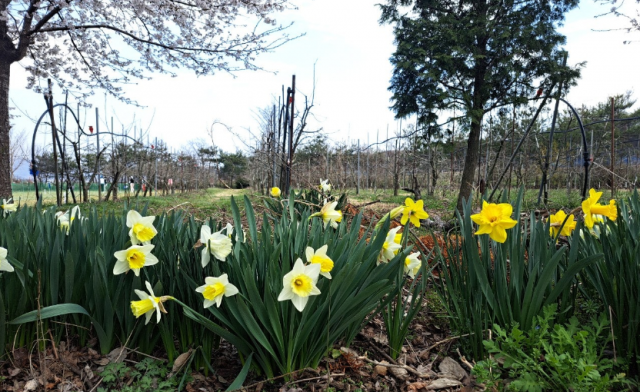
[611,97,615,198]
[287,75,295,194]
[96,108,101,202]
[46,80,61,206]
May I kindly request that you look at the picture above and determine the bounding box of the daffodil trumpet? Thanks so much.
[130,281,173,324]
[581,188,617,229]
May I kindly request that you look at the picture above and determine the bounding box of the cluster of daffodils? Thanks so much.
[470,188,618,244]
[113,211,160,276]
[105,210,172,325]
[375,197,429,275]
[1,198,17,217]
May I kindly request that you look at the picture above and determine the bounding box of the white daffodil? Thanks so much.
[113,244,159,276]
[404,252,421,278]
[311,200,343,229]
[1,198,17,217]
[220,222,245,243]
[195,274,239,308]
[200,225,233,267]
[126,210,157,245]
[57,206,82,234]
[278,258,321,312]
[305,245,334,279]
[130,281,171,324]
[0,247,15,273]
[378,226,403,265]
[319,179,331,193]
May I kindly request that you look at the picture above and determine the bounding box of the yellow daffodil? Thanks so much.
[582,188,617,229]
[126,210,157,245]
[270,187,281,197]
[200,225,233,267]
[130,281,172,324]
[113,244,159,276]
[1,198,17,217]
[470,201,518,243]
[401,198,429,227]
[404,252,421,279]
[305,245,334,279]
[0,247,15,273]
[56,206,82,234]
[310,200,343,229]
[378,226,403,265]
[548,210,577,238]
[278,258,321,312]
[195,274,239,308]
[319,179,331,193]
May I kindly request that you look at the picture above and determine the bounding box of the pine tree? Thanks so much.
[380,0,582,212]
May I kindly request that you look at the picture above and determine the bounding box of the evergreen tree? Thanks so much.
[380,0,582,212]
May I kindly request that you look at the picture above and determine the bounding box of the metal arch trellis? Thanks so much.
[31,101,141,202]
[489,90,592,202]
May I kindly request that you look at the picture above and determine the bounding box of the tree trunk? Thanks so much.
[456,118,483,213]
[0,59,12,200]
[104,171,121,201]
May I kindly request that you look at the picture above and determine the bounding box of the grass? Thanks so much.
[11,181,634,222]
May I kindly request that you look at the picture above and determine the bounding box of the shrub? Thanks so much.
[473,305,626,392]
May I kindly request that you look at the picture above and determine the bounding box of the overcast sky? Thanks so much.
[10,0,640,178]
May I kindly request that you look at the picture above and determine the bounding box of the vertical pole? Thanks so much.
[508,105,515,197]
[124,125,127,196]
[451,108,455,190]
[325,149,329,180]
[611,97,615,198]
[272,104,277,188]
[63,92,69,203]
[111,116,116,200]
[588,127,593,190]
[155,136,158,194]
[96,108,101,201]
[46,80,61,206]
[287,75,295,194]
[357,139,360,195]
[538,52,567,204]
[366,133,370,189]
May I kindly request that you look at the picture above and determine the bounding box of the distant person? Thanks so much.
[130,176,135,193]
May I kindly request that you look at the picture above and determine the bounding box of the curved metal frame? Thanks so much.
[31,103,141,201]
[557,98,590,199]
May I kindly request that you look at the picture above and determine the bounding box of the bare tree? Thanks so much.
[0,0,299,200]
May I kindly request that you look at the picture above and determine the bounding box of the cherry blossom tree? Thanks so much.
[0,0,296,199]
